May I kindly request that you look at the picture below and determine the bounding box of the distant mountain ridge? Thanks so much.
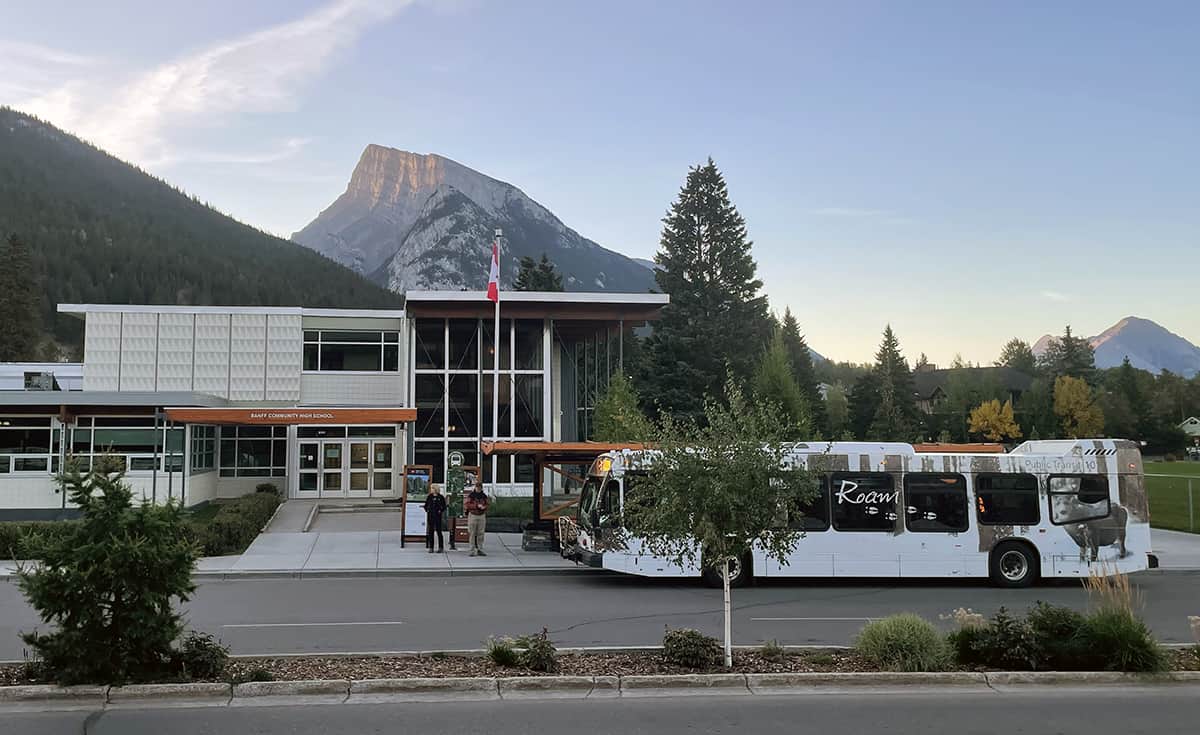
[293,145,656,294]
[1032,316,1200,377]
[0,108,398,350]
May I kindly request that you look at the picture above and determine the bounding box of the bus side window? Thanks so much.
[830,472,897,532]
[904,473,968,533]
[788,475,830,531]
[976,473,1040,526]
[1048,475,1111,525]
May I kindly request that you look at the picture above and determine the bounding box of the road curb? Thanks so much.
[107,682,231,709]
[187,567,598,581]
[4,670,1200,711]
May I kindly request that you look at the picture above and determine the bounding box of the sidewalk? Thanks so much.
[1151,528,1200,570]
[226,531,581,575]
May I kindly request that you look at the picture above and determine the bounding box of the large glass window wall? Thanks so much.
[411,318,547,486]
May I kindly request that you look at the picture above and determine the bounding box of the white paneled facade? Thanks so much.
[229,314,267,401]
[118,313,158,392]
[155,313,195,392]
[82,312,121,391]
[266,314,303,400]
[194,314,232,397]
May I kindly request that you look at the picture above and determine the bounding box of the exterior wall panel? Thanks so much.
[265,314,303,401]
[118,313,158,392]
[83,312,121,391]
[229,314,267,401]
[300,374,405,405]
[193,314,231,398]
[155,313,195,392]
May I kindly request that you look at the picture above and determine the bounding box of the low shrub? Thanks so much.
[855,614,949,672]
[193,491,282,555]
[0,521,79,561]
[232,667,275,684]
[804,652,836,668]
[255,483,280,495]
[175,631,229,680]
[960,607,1042,671]
[760,639,786,663]
[518,629,559,673]
[486,637,520,667]
[662,628,721,669]
[1078,609,1167,673]
[1027,602,1088,670]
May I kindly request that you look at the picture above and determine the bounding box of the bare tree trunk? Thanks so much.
[722,559,732,668]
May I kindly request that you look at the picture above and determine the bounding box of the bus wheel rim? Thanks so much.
[999,550,1028,581]
[728,557,742,580]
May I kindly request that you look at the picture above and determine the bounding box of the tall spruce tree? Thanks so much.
[640,159,771,421]
[868,325,919,441]
[780,309,827,434]
[848,370,882,440]
[513,253,565,291]
[0,233,43,361]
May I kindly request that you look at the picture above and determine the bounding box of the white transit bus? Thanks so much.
[560,439,1156,588]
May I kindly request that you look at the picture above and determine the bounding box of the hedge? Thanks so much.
[2,485,282,560]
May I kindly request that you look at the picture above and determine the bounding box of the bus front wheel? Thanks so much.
[989,541,1038,588]
[701,553,752,589]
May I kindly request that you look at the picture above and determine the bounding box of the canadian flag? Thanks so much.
[486,238,499,302]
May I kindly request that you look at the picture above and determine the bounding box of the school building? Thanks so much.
[0,291,667,519]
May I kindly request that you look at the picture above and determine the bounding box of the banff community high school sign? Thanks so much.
[163,407,417,425]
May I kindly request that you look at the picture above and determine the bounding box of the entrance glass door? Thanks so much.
[348,442,371,498]
[320,442,344,497]
[372,442,393,497]
[298,442,319,497]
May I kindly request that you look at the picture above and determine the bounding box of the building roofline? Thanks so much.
[403,291,669,305]
[56,305,407,319]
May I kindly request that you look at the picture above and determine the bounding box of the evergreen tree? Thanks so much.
[996,338,1037,375]
[640,159,771,421]
[825,383,849,438]
[753,331,812,437]
[914,353,931,371]
[780,308,827,434]
[848,371,882,440]
[17,458,198,684]
[513,253,565,291]
[868,325,919,441]
[0,233,43,361]
[1038,326,1096,382]
[593,373,653,442]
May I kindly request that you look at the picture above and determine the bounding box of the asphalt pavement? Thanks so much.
[8,686,1199,734]
[2,571,1198,660]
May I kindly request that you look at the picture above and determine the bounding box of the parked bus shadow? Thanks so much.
[577,571,1088,591]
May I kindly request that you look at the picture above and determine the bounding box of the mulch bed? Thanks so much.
[2,647,1196,686]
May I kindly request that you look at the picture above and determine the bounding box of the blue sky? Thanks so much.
[3,0,1197,365]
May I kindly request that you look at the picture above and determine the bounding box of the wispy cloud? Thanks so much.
[1041,290,1071,302]
[807,207,894,218]
[0,41,102,99]
[8,0,414,167]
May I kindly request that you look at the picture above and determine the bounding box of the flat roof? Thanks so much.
[57,305,407,319]
[0,391,230,408]
[406,291,668,305]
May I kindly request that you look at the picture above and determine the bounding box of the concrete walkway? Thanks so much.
[230,531,577,573]
[1151,528,1200,570]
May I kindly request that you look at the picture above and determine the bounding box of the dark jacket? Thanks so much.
[422,493,447,520]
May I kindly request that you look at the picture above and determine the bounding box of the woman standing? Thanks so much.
[423,485,447,553]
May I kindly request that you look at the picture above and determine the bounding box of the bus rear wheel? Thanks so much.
[990,541,1038,588]
[701,553,751,589]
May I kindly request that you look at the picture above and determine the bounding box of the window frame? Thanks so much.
[302,329,401,374]
[788,474,831,531]
[830,471,899,533]
[974,472,1041,526]
[1048,474,1112,526]
[903,472,969,534]
[217,425,288,478]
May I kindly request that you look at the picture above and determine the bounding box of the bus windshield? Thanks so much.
[578,475,603,529]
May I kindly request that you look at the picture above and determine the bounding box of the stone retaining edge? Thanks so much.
[4,671,1199,709]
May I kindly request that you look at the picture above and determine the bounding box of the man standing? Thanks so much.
[464,485,490,556]
[422,485,447,553]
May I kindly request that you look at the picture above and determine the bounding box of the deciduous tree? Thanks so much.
[753,330,812,437]
[622,381,820,667]
[593,373,653,442]
[996,338,1037,375]
[968,399,1023,442]
[1053,376,1105,438]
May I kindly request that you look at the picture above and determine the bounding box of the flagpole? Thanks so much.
[491,229,502,491]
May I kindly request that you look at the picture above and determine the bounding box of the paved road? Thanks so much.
[8,687,1199,734]
[2,571,1197,660]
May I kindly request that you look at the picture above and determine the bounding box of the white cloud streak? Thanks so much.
[1041,290,1071,302]
[9,0,413,167]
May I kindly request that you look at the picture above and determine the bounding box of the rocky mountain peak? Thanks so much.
[293,145,656,295]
